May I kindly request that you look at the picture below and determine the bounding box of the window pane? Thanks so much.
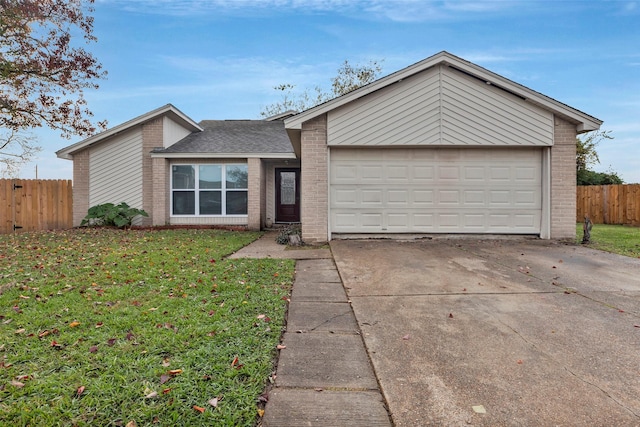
[199,165,222,189]
[226,165,248,189]
[280,171,296,205]
[173,191,195,214]
[226,191,247,215]
[200,191,221,215]
[172,165,195,189]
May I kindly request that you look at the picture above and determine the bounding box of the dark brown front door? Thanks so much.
[275,168,300,223]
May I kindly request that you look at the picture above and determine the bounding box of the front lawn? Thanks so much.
[0,228,294,426]
[576,223,640,258]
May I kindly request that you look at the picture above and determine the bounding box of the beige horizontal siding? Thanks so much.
[327,64,553,147]
[441,67,553,146]
[89,128,144,219]
[328,66,441,146]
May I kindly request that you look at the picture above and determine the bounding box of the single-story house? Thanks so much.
[56,51,602,242]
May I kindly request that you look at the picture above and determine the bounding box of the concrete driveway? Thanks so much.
[330,238,640,426]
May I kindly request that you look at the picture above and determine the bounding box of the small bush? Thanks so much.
[81,202,148,228]
[276,224,302,245]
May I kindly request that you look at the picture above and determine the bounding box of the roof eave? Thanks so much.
[150,152,297,159]
[56,104,203,159]
[284,51,602,134]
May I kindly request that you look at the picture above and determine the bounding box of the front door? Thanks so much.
[275,168,300,223]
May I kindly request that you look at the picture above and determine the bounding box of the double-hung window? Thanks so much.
[171,164,248,216]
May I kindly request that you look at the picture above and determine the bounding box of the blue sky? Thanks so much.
[22,0,640,183]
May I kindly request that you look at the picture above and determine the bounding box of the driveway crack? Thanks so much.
[563,366,640,419]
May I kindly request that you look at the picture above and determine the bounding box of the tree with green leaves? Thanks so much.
[0,0,106,176]
[261,59,383,118]
[576,130,622,185]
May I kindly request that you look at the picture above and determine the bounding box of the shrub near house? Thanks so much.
[81,202,148,228]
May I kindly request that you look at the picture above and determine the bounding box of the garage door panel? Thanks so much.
[330,147,541,234]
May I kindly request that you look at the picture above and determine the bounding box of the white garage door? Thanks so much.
[330,147,542,234]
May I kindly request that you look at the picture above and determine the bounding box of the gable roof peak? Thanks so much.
[56,104,202,160]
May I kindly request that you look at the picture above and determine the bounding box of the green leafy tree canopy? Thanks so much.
[576,130,623,185]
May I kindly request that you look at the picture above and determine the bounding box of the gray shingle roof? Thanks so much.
[154,120,294,154]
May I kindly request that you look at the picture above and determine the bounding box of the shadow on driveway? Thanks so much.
[331,238,640,426]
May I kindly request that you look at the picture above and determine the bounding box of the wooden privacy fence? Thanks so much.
[0,179,73,234]
[576,184,640,226]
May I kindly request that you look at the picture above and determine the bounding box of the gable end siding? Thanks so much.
[89,128,144,222]
[163,116,193,148]
[327,64,553,147]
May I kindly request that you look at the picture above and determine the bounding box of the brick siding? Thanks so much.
[151,157,168,225]
[551,116,577,239]
[141,117,163,226]
[72,149,90,227]
[300,114,328,243]
[247,158,262,230]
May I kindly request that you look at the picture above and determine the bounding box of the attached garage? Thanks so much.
[284,51,603,243]
[330,147,543,234]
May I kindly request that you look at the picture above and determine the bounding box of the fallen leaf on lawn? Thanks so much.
[159,375,170,384]
[51,340,63,349]
[145,391,158,399]
[89,346,98,353]
[472,405,486,414]
[10,380,25,388]
[19,295,29,299]
[125,332,135,341]
[276,344,286,350]
[193,405,205,413]
[14,328,25,334]
[15,375,31,381]
[402,334,410,340]
[208,397,218,407]
[257,408,265,417]
[95,322,103,328]
[162,359,170,367]
[167,369,182,376]
[77,386,85,396]
[125,421,137,427]
[107,338,117,346]
[257,314,265,320]
[230,356,244,369]
[69,321,81,328]
[162,388,171,394]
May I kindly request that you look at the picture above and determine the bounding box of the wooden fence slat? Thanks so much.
[0,179,73,234]
[577,184,640,225]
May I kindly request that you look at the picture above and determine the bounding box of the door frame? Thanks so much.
[275,168,300,223]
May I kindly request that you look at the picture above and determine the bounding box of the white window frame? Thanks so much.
[170,163,248,217]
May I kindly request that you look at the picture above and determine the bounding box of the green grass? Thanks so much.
[576,223,640,258]
[0,228,294,426]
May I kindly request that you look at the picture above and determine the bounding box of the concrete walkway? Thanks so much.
[229,231,391,426]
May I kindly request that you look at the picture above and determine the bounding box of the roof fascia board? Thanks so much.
[284,51,602,132]
[150,152,297,159]
[443,59,602,131]
[285,52,449,130]
[56,104,203,159]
